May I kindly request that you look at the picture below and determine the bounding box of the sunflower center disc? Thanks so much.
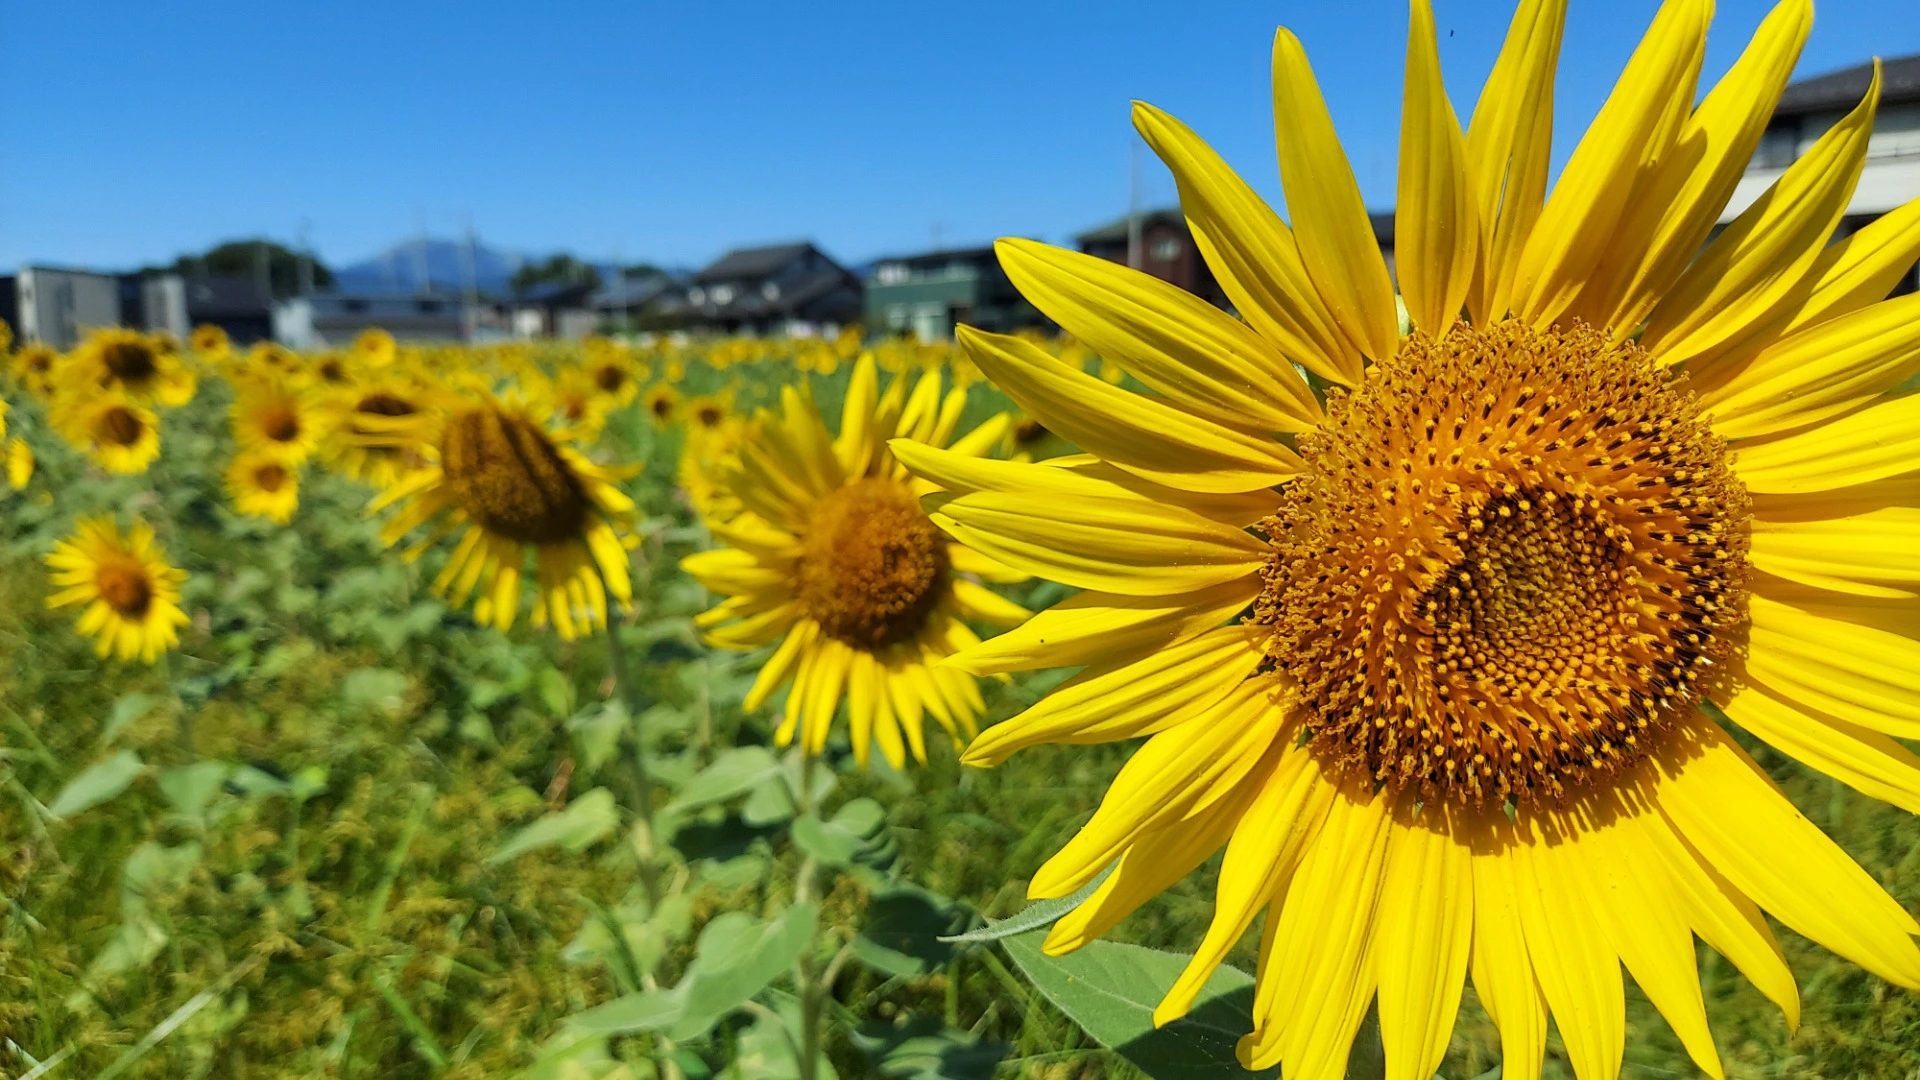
[102,341,157,384]
[594,365,627,393]
[440,407,590,545]
[255,463,289,492]
[1253,321,1750,805]
[100,407,145,446]
[96,561,153,618]
[261,406,301,442]
[357,393,416,418]
[797,477,949,648]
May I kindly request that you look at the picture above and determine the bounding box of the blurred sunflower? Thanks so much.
[643,384,679,426]
[583,343,646,408]
[685,393,731,434]
[531,365,611,441]
[46,516,190,663]
[190,323,232,361]
[60,328,196,406]
[911,2,1920,1077]
[353,327,398,368]
[227,451,300,524]
[247,340,300,377]
[683,356,1029,768]
[319,374,438,487]
[230,374,326,464]
[53,391,162,475]
[367,395,639,639]
[10,343,59,396]
[310,352,358,388]
[677,412,751,526]
[7,437,33,490]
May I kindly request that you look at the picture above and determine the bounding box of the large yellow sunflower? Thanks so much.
[367,395,639,640]
[908,3,1920,1078]
[683,356,1030,768]
[10,343,60,397]
[227,451,300,524]
[46,516,190,663]
[52,390,163,475]
[231,373,328,465]
[59,328,196,406]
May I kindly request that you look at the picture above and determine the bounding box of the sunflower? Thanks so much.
[678,412,752,526]
[583,342,646,408]
[10,344,59,396]
[682,356,1029,768]
[353,327,398,368]
[318,374,439,487]
[7,437,33,490]
[46,516,190,663]
[190,323,232,362]
[227,451,300,524]
[642,384,679,426]
[909,4,1920,1078]
[230,373,327,464]
[530,365,612,441]
[684,393,731,434]
[52,391,162,475]
[59,328,196,406]
[367,395,639,640]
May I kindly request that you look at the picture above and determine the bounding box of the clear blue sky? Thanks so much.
[4,1,1914,274]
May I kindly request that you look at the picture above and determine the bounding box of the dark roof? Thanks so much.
[185,276,271,317]
[590,274,675,308]
[511,280,596,306]
[685,265,857,321]
[871,246,998,270]
[1775,54,1920,118]
[1369,211,1395,247]
[696,242,815,283]
[1076,208,1186,246]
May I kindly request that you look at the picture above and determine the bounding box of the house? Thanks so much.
[12,266,127,348]
[1075,209,1228,308]
[864,247,1047,341]
[590,271,683,332]
[273,294,470,349]
[676,242,862,336]
[1726,53,1920,294]
[504,280,599,340]
[185,276,275,346]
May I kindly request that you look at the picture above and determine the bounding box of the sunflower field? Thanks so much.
[10,0,1920,1076]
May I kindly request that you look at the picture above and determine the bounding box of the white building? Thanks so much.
[1723,53,1920,296]
[273,294,471,349]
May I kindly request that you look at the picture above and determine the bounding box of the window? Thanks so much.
[687,286,706,305]
[1150,236,1182,261]
[876,263,909,285]
[762,282,780,301]
[417,300,442,313]
[344,299,369,313]
[711,284,736,304]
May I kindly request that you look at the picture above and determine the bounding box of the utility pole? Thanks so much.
[1127,137,1143,270]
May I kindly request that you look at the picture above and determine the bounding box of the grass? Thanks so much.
[0,351,1916,1078]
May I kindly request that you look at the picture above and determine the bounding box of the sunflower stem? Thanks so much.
[600,598,662,907]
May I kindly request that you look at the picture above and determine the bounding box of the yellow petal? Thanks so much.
[1780,195,1920,337]
[1744,591,1920,738]
[1028,676,1289,898]
[1733,393,1920,494]
[835,352,879,477]
[941,579,1259,676]
[1704,292,1920,440]
[746,621,818,713]
[1584,0,1811,335]
[1133,101,1361,385]
[1751,498,1920,599]
[1510,810,1624,1080]
[929,491,1267,597]
[1270,28,1399,362]
[995,238,1320,432]
[1509,0,1706,330]
[1644,62,1881,366]
[1656,716,1920,987]
[1394,0,1476,338]
[1156,744,1332,1024]
[1467,813,1550,1080]
[949,578,1030,628]
[1722,681,1920,814]
[1373,804,1472,1080]
[892,440,1275,526]
[963,625,1267,766]
[1239,780,1392,1075]
[957,325,1301,493]
[1463,0,1564,323]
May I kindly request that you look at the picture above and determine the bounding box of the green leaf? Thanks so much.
[941,861,1117,944]
[99,692,160,746]
[731,990,836,1080]
[488,788,619,864]
[567,701,627,776]
[1001,931,1272,1080]
[567,989,685,1034]
[850,1016,1009,1079]
[340,667,410,715]
[741,776,796,825]
[536,665,574,717]
[49,750,146,819]
[853,886,968,977]
[791,797,892,868]
[158,761,232,819]
[669,900,818,1040]
[665,746,782,812]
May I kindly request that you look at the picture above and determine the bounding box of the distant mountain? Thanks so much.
[331,238,525,297]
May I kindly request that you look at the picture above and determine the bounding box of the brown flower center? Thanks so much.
[796,478,949,648]
[102,341,158,385]
[261,405,301,443]
[96,561,153,618]
[595,365,627,393]
[440,407,590,545]
[254,463,289,492]
[1253,321,1748,806]
[695,405,724,428]
[99,406,146,446]
[357,392,417,418]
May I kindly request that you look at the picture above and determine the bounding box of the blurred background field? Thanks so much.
[1,335,1917,1079]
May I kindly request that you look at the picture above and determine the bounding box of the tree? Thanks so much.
[510,254,603,293]
[163,239,332,300]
